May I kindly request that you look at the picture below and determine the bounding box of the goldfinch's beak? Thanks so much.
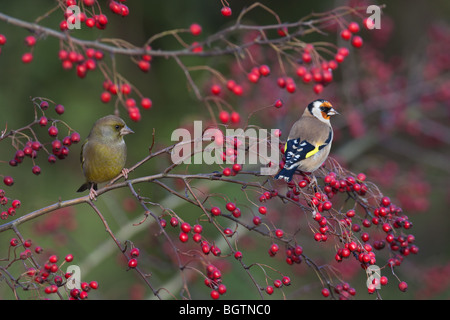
[327,108,339,116]
[120,125,134,136]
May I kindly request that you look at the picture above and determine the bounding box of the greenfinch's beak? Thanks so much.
[120,125,134,136]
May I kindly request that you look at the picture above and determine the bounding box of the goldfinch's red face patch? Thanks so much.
[319,102,338,120]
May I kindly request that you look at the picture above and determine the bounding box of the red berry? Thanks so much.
[222,167,231,176]
[348,22,360,33]
[89,281,99,289]
[170,217,179,227]
[141,97,152,109]
[270,243,279,254]
[193,224,203,233]
[232,84,243,96]
[340,29,352,40]
[313,83,324,94]
[12,199,21,209]
[85,18,95,28]
[219,111,230,124]
[382,223,392,232]
[282,276,291,286]
[277,77,286,88]
[48,126,58,137]
[277,27,288,37]
[189,23,202,36]
[48,154,57,163]
[258,206,267,215]
[274,99,283,108]
[302,52,311,63]
[259,65,270,76]
[221,6,232,17]
[24,35,36,47]
[275,229,284,238]
[55,104,65,115]
[232,208,241,218]
[210,290,220,299]
[210,84,222,95]
[138,60,150,72]
[351,35,363,48]
[180,222,191,233]
[363,18,375,30]
[211,207,221,216]
[130,248,140,257]
[321,288,330,297]
[218,284,227,295]
[3,176,14,186]
[286,82,296,93]
[32,165,41,175]
[191,41,203,53]
[398,281,408,292]
[65,254,74,262]
[100,91,111,103]
[381,196,391,207]
[0,34,6,45]
[10,238,19,246]
[179,232,189,242]
[128,258,138,268]
[265,286,274,295]
[226,202,236,212]
[252,216,261,225]
[22,52,33,64]
[230,111,240,124]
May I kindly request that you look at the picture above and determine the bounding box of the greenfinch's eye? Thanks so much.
[115,125,120,130]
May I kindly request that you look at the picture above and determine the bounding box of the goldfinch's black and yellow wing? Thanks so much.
[275,130,332,182]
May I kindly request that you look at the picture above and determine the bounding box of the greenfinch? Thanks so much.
[77,115,134,200]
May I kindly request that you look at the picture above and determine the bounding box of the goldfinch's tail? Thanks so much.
[274,168,296,182]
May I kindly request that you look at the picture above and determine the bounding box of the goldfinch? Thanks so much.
[77,115,134,200]
[275,99,338,182]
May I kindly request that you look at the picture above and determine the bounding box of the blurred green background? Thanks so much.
[0,0,449,300]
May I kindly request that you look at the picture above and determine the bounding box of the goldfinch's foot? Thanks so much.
[309,175,319,192]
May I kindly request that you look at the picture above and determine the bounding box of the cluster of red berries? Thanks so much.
[7,100,80,183]
[58,47,104,78]
[7,238,98,299]
[321,282,357,300]
[108,0,130,17]
[205,264,227,299]
[159,216,207,246]
[285,244,303,265]
[127,247,140,269]
[265,276,291,296]
[13,0,151,122]
[61,0,129,31]
[323,172,369,198]
[0,33,37,62]
[218,110,240,125]
[101,79,152,122]
[0,190,20,220]
[340,22,364,48]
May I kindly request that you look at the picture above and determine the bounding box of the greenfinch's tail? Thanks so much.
[77,182,97,192]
